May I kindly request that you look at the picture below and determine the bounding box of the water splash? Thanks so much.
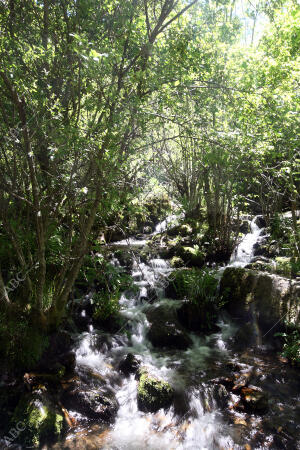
[229,216,265,267]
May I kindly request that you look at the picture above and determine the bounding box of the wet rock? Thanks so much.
[170,256,184,268]
[118,353,141,376]
[60,352,76,374]
[137,368,174,413]
[245,260,273,273]
[241,386,268,413]
[11,390,64,448]
[61,386,118,422]
[212,383,229,408]
[254,216,266,228]
[148,319,192,350]
[146,303,192,350]
[219,267,300,333]
[240,220,250,234]
[253,242,268,257]
[177,299,219,333]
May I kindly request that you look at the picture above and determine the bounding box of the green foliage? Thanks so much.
[93,291,121,321]
[275,257,292,277]
[77,253,133,321]
[0,314,48,369]
[275,330,300,365]
[171,268,219,306]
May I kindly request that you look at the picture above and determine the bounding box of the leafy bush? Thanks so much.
[77,252,133,321]
[275,330,300,365]
[171,268,218,306]
[93,291,121,321]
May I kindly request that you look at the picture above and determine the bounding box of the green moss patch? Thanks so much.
[137,369,174,412]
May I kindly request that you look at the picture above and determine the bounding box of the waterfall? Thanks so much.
[229,216,265,267]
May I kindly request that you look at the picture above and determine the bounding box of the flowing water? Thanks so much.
[52,217,300,450]
[229,217,264,268]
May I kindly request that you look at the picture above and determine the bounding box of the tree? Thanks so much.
[0,0,198,332]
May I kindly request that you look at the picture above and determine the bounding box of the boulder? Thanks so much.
[245,260,274,273]
[61,385,118,422]
[118,353,141,376]
[177,299,219,333]
[137,368,174,413]
[176,245,205,268]
[220,267,300,333]
[146,304,192,350]
[239,220,250,234]
[11,390,63,448]
[170,256,184,268]
[254,216,266,228]
[148,320,192,349]
[241,386,268,413]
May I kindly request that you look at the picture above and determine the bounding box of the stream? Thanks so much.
[51,217,300,449]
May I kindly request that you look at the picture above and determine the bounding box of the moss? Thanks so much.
[137,369,174,412]
[170,256,184,268]
[12,392,63,447]
[176,245,205,267]
[275,257,292,277]
[219,267,253,304]
[245,261,274,273]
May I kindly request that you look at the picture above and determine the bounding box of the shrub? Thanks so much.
[93,291,121,321]
[171,268,218,305]
[275,330,300,365]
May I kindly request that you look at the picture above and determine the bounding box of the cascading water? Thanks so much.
[229,216,265,267]
[52,216,300,450]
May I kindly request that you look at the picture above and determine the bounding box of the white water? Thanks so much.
[229,217,265,267]
[74,224,239,449]
[154,214,179,233]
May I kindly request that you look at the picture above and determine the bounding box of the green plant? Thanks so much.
[275,330,300,365]
[171,268,218,306]
[93,291,121,321]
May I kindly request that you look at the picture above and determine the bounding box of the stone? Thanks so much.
[219,267,300,335]
[61,386,118,422]
[137,368,174,413]
[118,353,141,376]
[12,390,63,448]
[170,256,184,268]
[148,320,192,350]
[146,304,192,350]
[254,216,266,228]
[240,220,250,234]
[245,260,273,273]
[241,386,268,413]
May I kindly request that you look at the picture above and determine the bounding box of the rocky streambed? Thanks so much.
[1,216,300,449]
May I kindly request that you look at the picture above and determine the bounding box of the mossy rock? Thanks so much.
[175,245,205,268]
[170,256,184,268]
[137,369,174,412]
[219,267,254,305]
[12,391,63,448]
[245,261,274,273]
[167,223,193,237]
